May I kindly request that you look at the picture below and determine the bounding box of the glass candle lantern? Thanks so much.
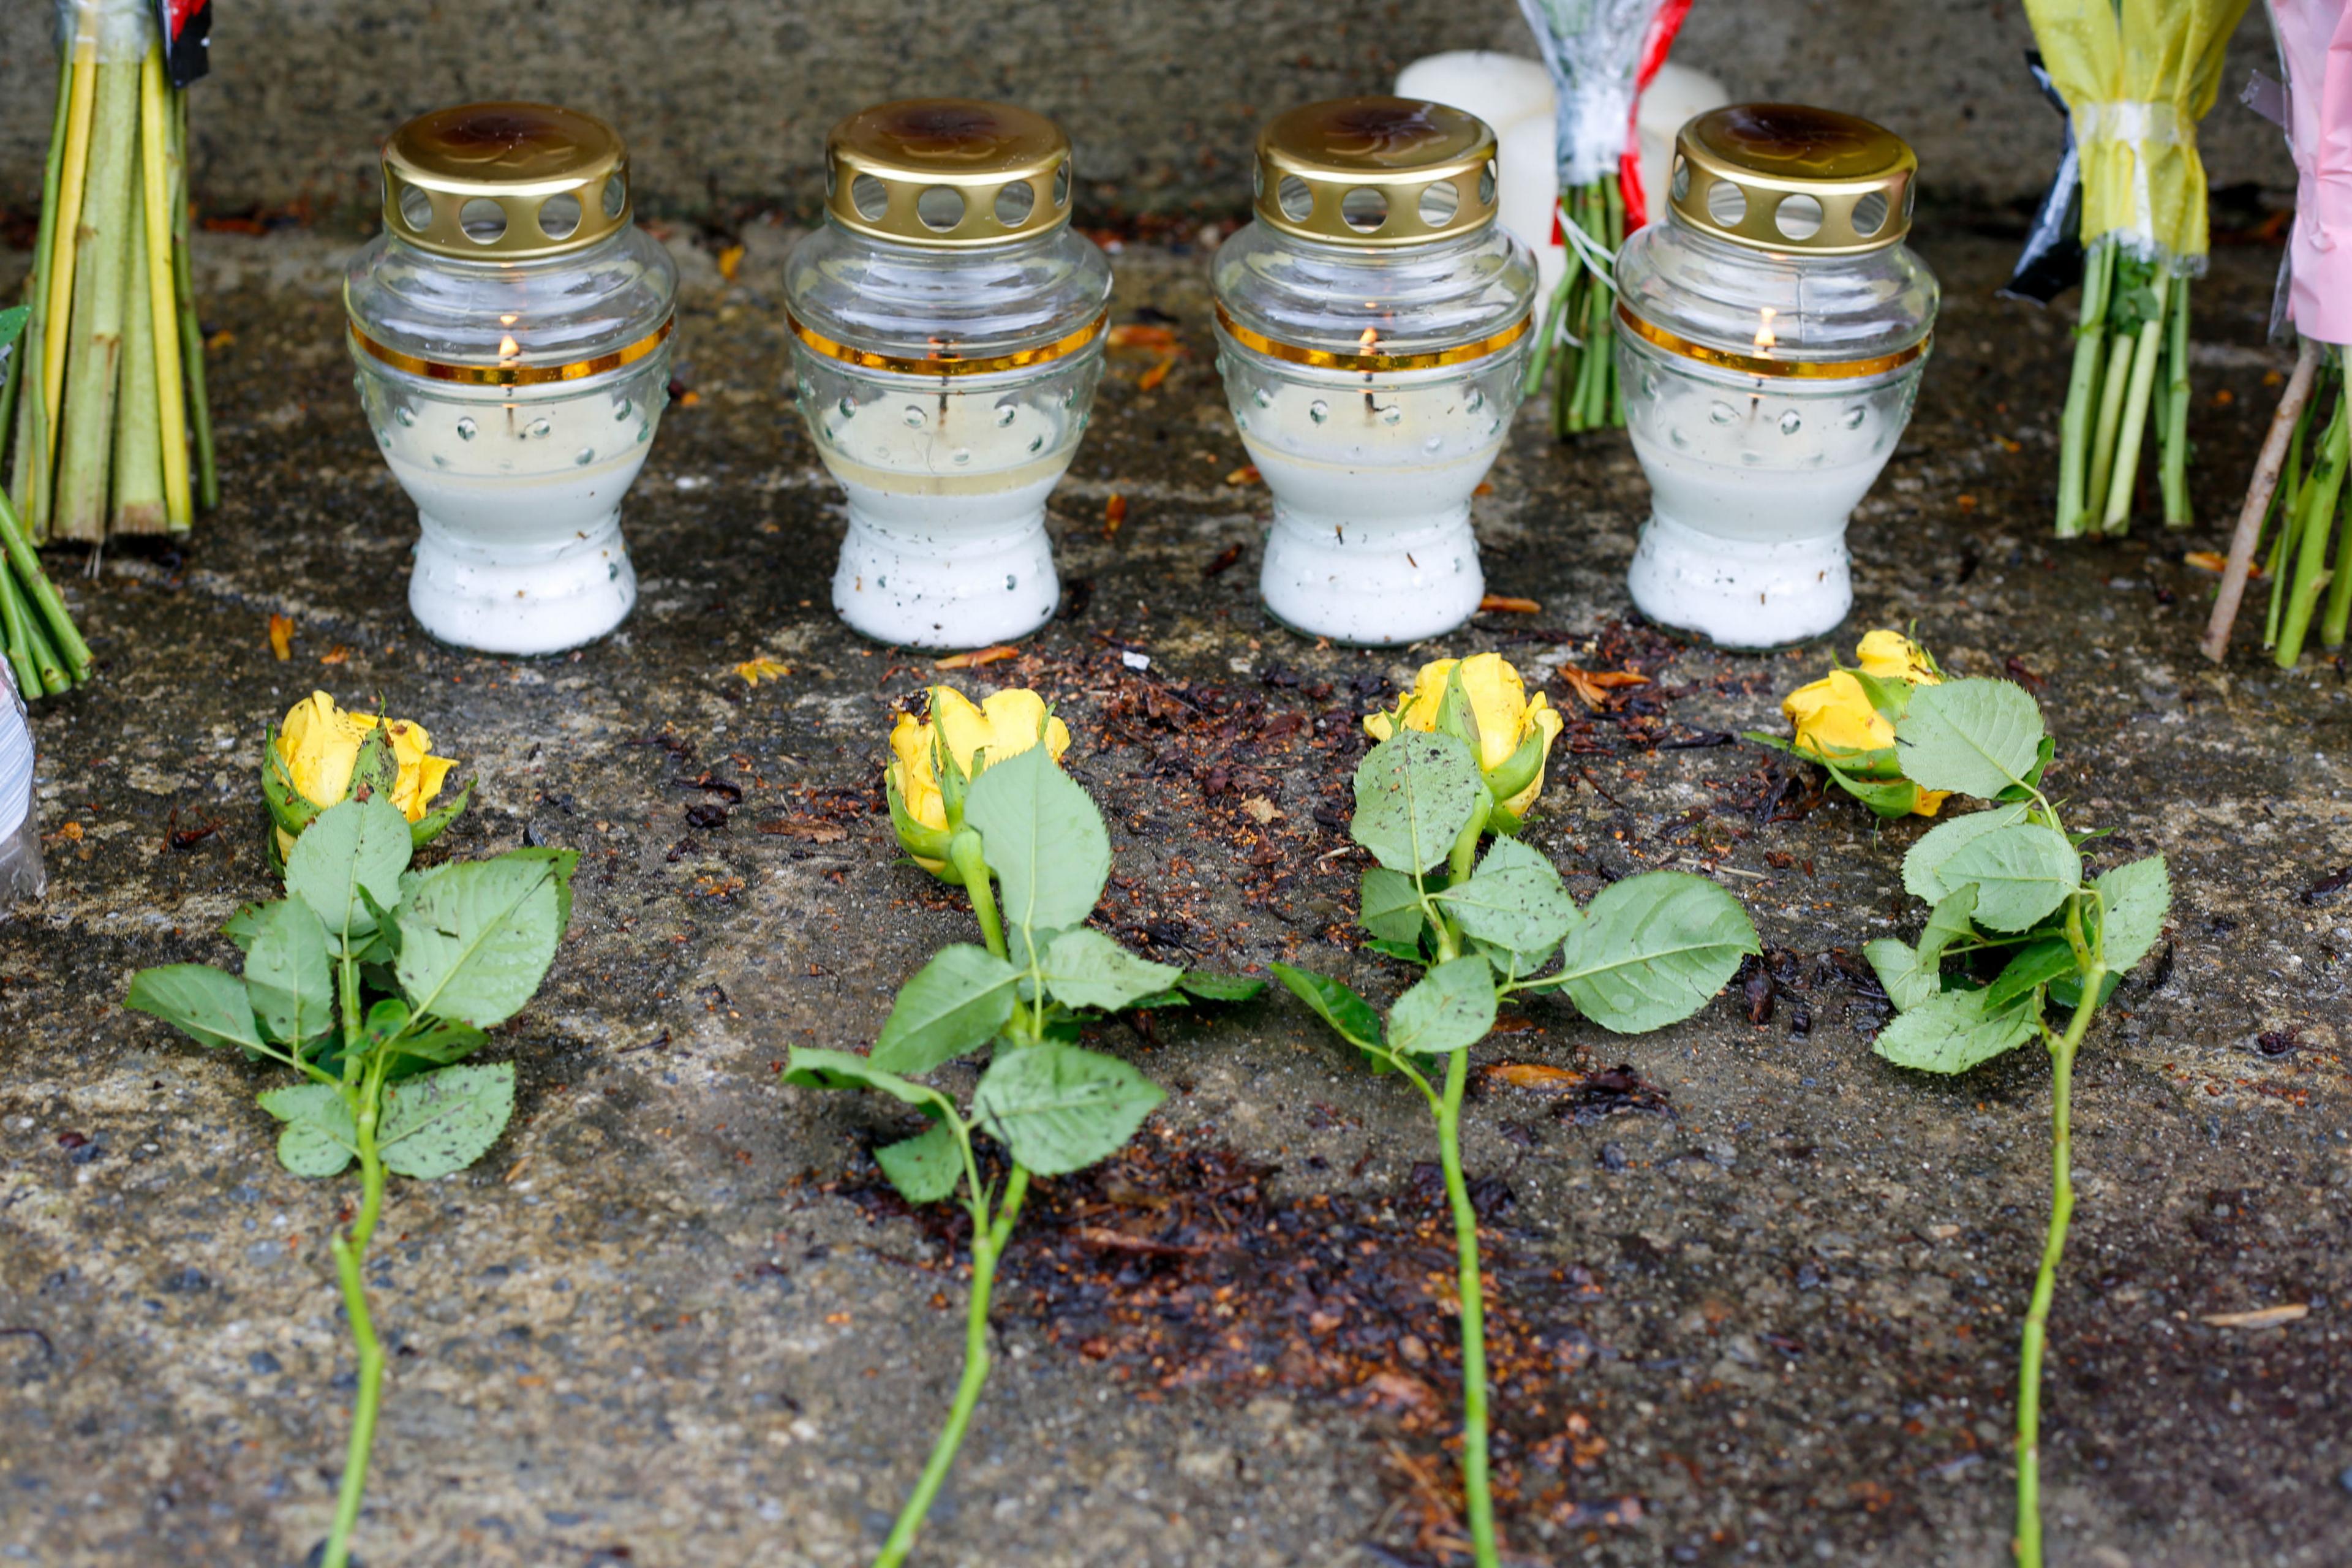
[784,100,1111,649]
[345,103,677,655]
[1613,104,1937,649]
[1213,97,1537,645]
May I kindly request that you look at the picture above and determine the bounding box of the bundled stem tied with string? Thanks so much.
[1515,0,1692,437]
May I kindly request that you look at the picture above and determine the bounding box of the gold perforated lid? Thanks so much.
[824,99,1074,249]
[1252,97,1498,249]
[1669,104,1916,255]
[382,102,632,262]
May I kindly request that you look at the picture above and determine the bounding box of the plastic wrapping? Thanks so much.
[56,0,156,64]
[2267,0,2352,345]
[2003,52,2088,304]
[1517,0,1691,189]
[0,665,45,903]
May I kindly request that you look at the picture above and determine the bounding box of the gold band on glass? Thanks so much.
[1215,303,1529,372]
[786,309,1108,377]
[349,318,674,386]
[1616,304,1929,380]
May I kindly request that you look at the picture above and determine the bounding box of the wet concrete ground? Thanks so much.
[0,222,2346,1568]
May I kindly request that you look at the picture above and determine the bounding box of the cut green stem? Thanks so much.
[2158,275,2192,528]
[1435,1047,1498,1568]
[2099,270,2170,535]
[2054,240,2114,538]
[55,59,141,543]
[2013,960,2105,1568]
[873,1162,1031,1568]
[322,1054,391,1568]
[0,484,92,680]
[170,87,216,511]
[2275,390,2350,667]
[111,174,167,536]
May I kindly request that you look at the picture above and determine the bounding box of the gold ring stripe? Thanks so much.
[786,309,1108,377]
[1615,304,1929,380]
[349,318,674,386]
[1215,302,1530,372]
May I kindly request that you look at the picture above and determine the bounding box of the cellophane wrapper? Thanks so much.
[2269,0,2352,343]
[1517,0,1686,187]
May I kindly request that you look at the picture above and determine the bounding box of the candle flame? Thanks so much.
[497,334,521,361]
[1358,326,1379,355]
[1753,307,1777,354]
[499,314,518,327]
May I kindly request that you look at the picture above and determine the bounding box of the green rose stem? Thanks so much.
[322,1049,391,1568]
[2013,910,2108,1568]
[873,1162,1031,1568]
[1434,1046,1496,1567]
[1415,797,1500,1568]
[948,829,1005,962]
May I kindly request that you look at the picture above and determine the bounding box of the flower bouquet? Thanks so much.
[1,0,217,547]
[2024,0,2251,537]
[2201,0,2352,667]
[1515,0,1695,435]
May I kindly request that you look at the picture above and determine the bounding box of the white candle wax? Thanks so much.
[1237,370,1511,645]
[812,392,1076,648]
[371,375,660,655]
[1624,377,1907,647]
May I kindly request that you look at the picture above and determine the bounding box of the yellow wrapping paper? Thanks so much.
[2023,0,2252,268]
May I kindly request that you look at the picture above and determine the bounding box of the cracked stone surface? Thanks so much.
[0,223,2345,1568]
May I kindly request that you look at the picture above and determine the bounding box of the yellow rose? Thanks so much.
[1782,670,1895,756]
[270,692,459,856]
[1853,630,1942,686]
[1363,652,1564,823]
[886,685,1072,873]
[1776,632,1950,818]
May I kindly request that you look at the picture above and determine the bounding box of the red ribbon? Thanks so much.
[1620,0,1694,232]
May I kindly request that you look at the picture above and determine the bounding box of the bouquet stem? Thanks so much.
[111,194,167,535]
[1540,177,1627,440]
[2274,386,2349,667]
[169,88,216,511]
[2054,240,2197,539]
[2083,332,2135,529]
[138,47,191,530]
[53,59,140,543]
[2201,339,2321,661]
[0,486,95,683]
[2098,270,2170,535]
[4,14,214,559]
[2054,242,2113,537]
[11,52,78,535]
[2159,276,2192,527]
[43,42,99,441]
